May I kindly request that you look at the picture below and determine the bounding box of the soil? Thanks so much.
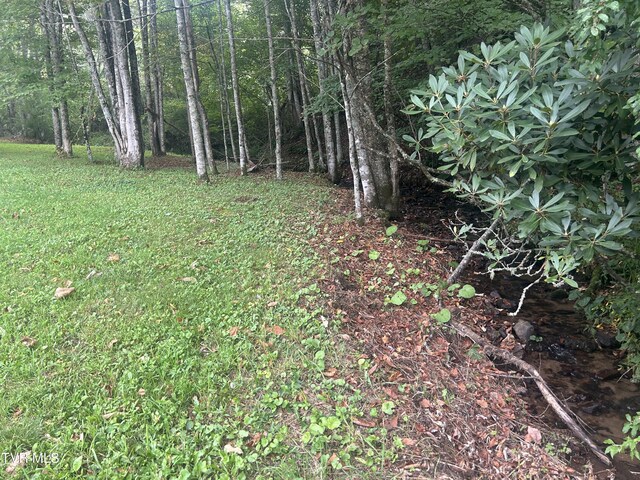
[312,182,636,479]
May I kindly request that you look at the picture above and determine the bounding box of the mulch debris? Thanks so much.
[311,186,607,479]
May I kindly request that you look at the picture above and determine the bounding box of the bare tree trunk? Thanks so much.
[340,74,363,223]
[285,0,315,172]
[149,0,166,155]
[42,0,72,156]
[69,1,124,155]
[382,0,399,216]
[139,0,162,157]
[310,0,338,182]
[216,0,238,165]
[183,0,218,175]
[175,0,209,181]
[108,0,144,168]
[264,0,283,180]
[223,0,248,174]
[345,71,376,206]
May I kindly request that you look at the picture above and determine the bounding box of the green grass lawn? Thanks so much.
[0,145,383,479]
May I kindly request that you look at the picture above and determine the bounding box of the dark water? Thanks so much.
[484,275,640,478]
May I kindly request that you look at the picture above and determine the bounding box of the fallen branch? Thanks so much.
[447,216,500,285]
[451,318,613,467]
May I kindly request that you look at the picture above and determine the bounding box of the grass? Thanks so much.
[0,144,394,479]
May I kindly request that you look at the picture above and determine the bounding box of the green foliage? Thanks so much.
[0,144,396,477]
[387,290,407,306]
[406,21,640,284]
[430,308,451,324]
[605,412,640,461]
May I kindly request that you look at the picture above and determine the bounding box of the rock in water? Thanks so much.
[513,320,535,342]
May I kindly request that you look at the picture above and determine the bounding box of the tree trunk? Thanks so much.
[223,0,248,175]
[338,0,394,212]
[69,1,123,154]
[175,0,209,181]
[108,0,144,168]
[285,0,315,172]
[183,0,217,175]
[310,0,338,183]
[264,0,283,180]
[42,0,72,156]
[382,0,399,216]
[216,0,238,165]
[340,74,363,223]
[139,0,163,157]
[149,0,166,155]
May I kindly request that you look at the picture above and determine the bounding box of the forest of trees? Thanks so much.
[0,0,592,208]
[1,0,640,464]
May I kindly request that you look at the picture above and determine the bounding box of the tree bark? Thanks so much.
[108,0,144,168]
[42,0,72,156]
[216,0,238,165]
[183,0,218,175]
[340,73,363,223]
[69,1,124,155]
[264,0,283,180]
[149,0,166,155]
[382,0,399,216]
[310,0,338,182]
[223,0,248,175]
[175,0,209,181]
[285,0,315,172]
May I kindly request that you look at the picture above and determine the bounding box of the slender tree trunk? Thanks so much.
[338,0,394,212]
[343,71,374,206]
[334,110,343,167]
[184,0,218,174]
[216,0,238,165]
[310,0,338,182]
[42,0,72,156]
[139,0,162,157]
[149,0,166,155]
[175,0,209,181]
[340,74,363,222]
[109,0,144,168]
[223,0,248,174]
[285,0,315,172]
[383,0,399,216]
[69,1,123,154]
[264,0,283,180]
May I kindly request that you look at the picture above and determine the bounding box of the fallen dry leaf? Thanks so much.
[107,253,120,262]
[269,325,285,336]
[524,425,542,444]
[267,301,278,307]
[138,388,146,396]
[383,387,398,399]
[54,287,75,299]
[323,367,338,377]
[351,417,376,428]
[419,398,432,408]
[383,415,399,429]
[107,339,118,349]
[401,438,417,446]
[476,399,489,409]
[102,412,118,420]
[180,277,196,282]
[223,443,243,455]
[5,452,30,475]
[229,326,239,337]
[21,336,37,348]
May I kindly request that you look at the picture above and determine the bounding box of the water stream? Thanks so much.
[484,275,640,478]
